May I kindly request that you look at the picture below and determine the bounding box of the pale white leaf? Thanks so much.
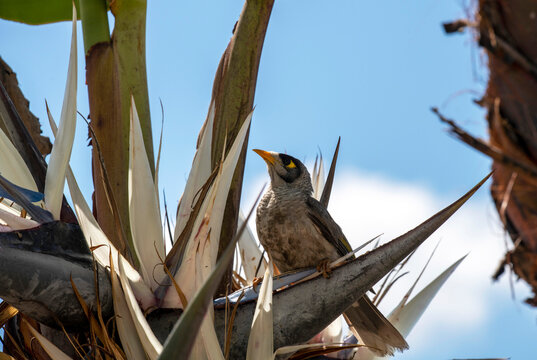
[50,102,157,310]
[174,101,215,243]
[163,110,253,307]
[118,255,163,359]
[387,254,467,337]
[66,166,157,309]
[43,5,77,219]
[24,320,73,360]
[0,207,38,230]
[129,96,165,291]
[246,262,273,360]
[309,316,343,345]
[189,224,225,360]
[311,155,325,200]
[110,252,147,360]
[359,255,467,360]
[237,211,267,284]
[0,128,38,193]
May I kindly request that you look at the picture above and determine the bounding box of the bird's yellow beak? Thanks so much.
[253,149,277,165]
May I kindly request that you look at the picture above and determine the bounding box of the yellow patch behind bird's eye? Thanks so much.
[286,160,296,169]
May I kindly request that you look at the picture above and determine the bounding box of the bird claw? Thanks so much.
[317,259,332,279]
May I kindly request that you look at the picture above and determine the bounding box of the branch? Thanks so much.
[0,222,113,330]
[432,107,537,183]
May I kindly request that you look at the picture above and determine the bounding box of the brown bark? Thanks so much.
[0,57,52,156]
[86,42,131,259]
[209,0,274,296]
[444,0,537,305]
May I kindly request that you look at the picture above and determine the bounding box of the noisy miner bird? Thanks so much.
[254,149,408,356]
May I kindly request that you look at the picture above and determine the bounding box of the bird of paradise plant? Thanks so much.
[0,1,489,359]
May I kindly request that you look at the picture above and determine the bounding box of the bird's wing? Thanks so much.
[306,196,353,257]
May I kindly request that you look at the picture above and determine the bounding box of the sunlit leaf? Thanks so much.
[246,262,273,360]
[24,319,73,360]
[320,136,340,207]
[356,255,467,360]
[118,256,163,359]
[0,353,16,360]
[128,96,165,291]
[0,207,38,230]
[237,211,267,284]
[43,5,77,219]
[159,191,260,360]
[173,101,215,243]
[389,255,467,337]
[163,109,253,307]
[0,302,18,327]
[311,153,324,200]
[0,127,39,194]
[110,250,146,360]
[52,103,155,309]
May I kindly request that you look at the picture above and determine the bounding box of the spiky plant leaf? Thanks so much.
[0,207,38,230]
[320,136,340,207]
[43,4,77,219]
[246,262,273,360]
[45,100,157,310]
[311,153,324,200]
[24,320,72,360]
[0,353,16,360]
[389,255,467,336]
[110,251,147,360]
[174,101,215,243]
[128,96,165,291]
[355,254,466,360]
[164,110,253,307]
[0,303,18,328]
[118,255,163,359]
[237,211,267,284]
[159,198,258,360]
[0,127,39,193]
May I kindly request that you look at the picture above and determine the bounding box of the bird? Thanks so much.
[253,149,408,356]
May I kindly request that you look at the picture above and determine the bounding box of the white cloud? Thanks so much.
[243,167,533,357]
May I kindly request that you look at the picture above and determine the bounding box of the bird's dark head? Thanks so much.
[253,149,313,193]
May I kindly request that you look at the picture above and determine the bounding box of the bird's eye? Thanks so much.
[280,154,296,168]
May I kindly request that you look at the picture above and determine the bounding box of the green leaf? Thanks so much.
[0,0,80,25]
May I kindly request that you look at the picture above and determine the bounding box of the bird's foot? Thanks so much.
[317,259,332,279]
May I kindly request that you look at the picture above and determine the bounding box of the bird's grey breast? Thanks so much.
[256,188,339,272]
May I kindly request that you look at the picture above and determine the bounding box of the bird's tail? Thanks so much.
[343,296,408,356]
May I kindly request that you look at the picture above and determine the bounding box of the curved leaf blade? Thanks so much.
[44,4,77,219]
[128,96,165,291]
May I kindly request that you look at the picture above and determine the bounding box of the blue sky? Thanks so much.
[1,0,536,358]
